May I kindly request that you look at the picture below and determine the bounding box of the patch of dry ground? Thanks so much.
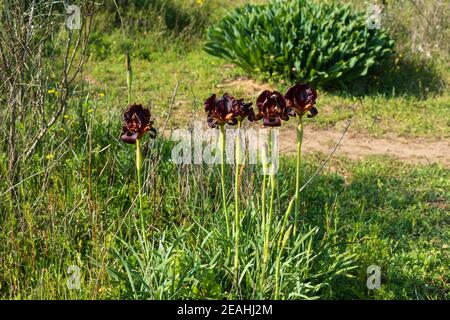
[217,76,276,94]
[215,77,450,167]
[279,128,450,167]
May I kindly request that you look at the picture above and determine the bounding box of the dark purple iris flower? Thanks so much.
[204,93,254,128]
[121,104,156,144]
[254,90,289,127]
[284,84,318,118]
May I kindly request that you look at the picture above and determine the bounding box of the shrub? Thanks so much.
[205,0,394,86]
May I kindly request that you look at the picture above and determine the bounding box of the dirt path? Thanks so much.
[279,127,449,167]
[218,77,450,167]
[165,121,450,167]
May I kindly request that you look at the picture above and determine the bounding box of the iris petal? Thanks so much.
[286,107,296,117]
[205,93,254,127]
[263,116,281,127]
[121,131,139,144]
[207,116,218,128]
[284,84,318,117]
[121,104,156,143]
[307,106,318,118]
[255,90,289,127]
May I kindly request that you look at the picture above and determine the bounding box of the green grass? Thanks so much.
[85,43,450,138]
[0,0,449,300]
[298,156,450,299]
[84,0,450,139]
[1,112,448,298]
[304,92,450,138]
[85,42,239,116]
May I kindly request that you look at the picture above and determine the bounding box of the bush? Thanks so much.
[205,0,394,86]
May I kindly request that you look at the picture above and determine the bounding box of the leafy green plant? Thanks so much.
[205,0,394,86]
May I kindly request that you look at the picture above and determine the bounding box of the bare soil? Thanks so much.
[279,127,450,167]
[219,77,450,167]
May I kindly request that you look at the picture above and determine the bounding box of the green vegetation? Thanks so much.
[0,0,449,299]
[1,115,448,298]
[205,0,394,86]
[86,46,449,138]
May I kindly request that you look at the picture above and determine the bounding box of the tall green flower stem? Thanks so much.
[126,52,143,218]
[294,116,304,236]
[136,138,146,240]
[259,131,269,292]
[219,125,231,259]
[261,128,276,291]
[126,53,132,105]
[136,138,143,211]
[126,52,143,216]
[266,128,276,258]
[233,122,242,285]
[261,136,269,237]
